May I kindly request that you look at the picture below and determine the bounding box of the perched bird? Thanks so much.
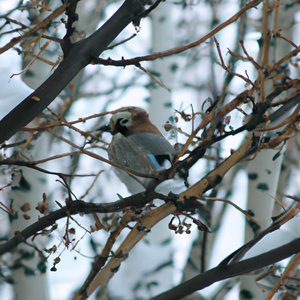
[104,107,176,193]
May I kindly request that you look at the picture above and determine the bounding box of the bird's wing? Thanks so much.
[108,133,160,193]
[108,132,175,173]
[108,133,176,193]
[127,132,176,166]
[108,133,157,174]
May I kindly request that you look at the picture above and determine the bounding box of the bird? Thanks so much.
[103,106,176,194]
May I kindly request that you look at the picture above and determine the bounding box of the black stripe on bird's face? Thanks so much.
[114,118,129,136]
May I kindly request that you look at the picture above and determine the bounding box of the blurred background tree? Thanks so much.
[0,0,300,299]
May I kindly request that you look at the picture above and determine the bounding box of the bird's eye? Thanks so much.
[120,118,129,126]
[114,117,130,135]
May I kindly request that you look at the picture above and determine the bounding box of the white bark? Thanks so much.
[8,77,50,299]
[10,156,50,300]
[148,1,175,131]
[241,1,298,298]
[0,40,50,299]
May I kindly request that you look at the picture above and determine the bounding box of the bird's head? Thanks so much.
[102,107,162,137]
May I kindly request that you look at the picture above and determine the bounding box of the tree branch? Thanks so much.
[93,0,263,67]
[62,0,80,52]
[152,238,300,300]
[0,190,165,256]
[0,0,146,143]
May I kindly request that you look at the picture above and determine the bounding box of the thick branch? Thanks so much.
[0,190,163,256]
[178,135,254,201]
[152,238,300,300]
[62,0,80,51]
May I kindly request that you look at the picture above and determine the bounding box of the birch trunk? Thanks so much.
[241,1,297,298]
